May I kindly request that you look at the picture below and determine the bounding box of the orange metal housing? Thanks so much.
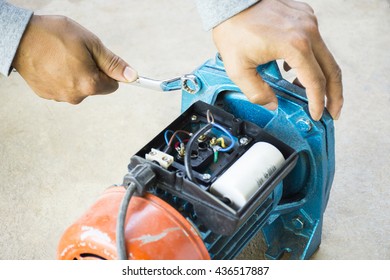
[57,186,210,260]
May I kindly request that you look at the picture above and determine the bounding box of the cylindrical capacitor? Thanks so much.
[210,142,285,210]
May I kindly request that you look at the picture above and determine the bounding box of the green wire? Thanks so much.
[214,150,219,163]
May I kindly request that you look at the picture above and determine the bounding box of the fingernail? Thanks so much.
[263,102,278,111]
[311,113,322,121]
[123,67,137,82]
[309,108,323,121]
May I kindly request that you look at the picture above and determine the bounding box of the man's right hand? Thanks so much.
[12,15,137,104]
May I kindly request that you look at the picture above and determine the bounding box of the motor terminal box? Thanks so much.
[127,101,298,235]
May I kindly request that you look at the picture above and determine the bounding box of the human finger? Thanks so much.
[224,60,278,110]
[89,38,138,83]
[287,48,326,120]
[312,38,343,120]
[65,68,119,100]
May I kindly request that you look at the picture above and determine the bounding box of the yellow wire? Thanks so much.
[216,137,226,148]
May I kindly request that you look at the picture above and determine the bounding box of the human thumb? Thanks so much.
[92,41,138,83]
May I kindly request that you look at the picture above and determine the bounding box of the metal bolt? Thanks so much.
[239,137,249,146]
[182,74,201,94]
[149,151,157,156]
[198,134,207,142]
[292,216,304,230]
[191,115,198,121]
[210,137,217,146]
[296,118,313,133]
[202,173,211,181]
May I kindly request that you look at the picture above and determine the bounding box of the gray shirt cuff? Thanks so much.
[0,1,33,76]
[195,0,261,30]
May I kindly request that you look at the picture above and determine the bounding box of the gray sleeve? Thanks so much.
[195,0,261,30]
[0,1,33,76]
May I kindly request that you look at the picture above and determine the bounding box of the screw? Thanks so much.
[162,156,170,162]
[198,134,207,142]
[210,137,217,146]
[149,151,157,156]
[202,173,211,181]
[292,216,304,230]
[239,137,249,146]
[191,115,198,121]
[296,118,312,133]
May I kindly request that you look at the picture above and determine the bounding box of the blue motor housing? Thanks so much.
[178,55,335,260]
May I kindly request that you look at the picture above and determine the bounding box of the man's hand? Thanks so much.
[212,0,343,120]
[12,15,137,104]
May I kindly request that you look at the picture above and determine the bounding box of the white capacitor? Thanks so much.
[210,142,285,210]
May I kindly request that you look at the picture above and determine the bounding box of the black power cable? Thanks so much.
[184,123,213,183]
[116,164,156,260]
[116,182,136,260]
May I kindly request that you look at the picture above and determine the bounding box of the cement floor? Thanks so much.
[0,0,389,260]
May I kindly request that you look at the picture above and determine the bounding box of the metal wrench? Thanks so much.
[128,74,200,94]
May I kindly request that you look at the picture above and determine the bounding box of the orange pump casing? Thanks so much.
[57,187,210,260]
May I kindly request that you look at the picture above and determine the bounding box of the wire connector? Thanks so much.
[145,148,174,169]
[122,164,156,196]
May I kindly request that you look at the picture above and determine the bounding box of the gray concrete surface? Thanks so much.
[0,0,389,260]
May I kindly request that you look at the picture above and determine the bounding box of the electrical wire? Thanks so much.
[206,110,235,152]
[206,109,214,123]
[164,130,183,145]
[116,183,137,260]
[213,150,219,163]
[174,138,189,149]
[184,123,213,183]
[185,111,236,183]
[216,137,226,148]
[211,122,235,152]
[167,130,191,147]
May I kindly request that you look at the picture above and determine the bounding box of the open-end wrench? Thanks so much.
[129,74,200,94]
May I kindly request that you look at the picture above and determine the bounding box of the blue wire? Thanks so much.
[211,122,235,152]
[164,130,171,145]
[164,130,183,145]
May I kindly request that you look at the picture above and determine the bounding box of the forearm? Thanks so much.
[195,0,260,30]
[0,0,33,76]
